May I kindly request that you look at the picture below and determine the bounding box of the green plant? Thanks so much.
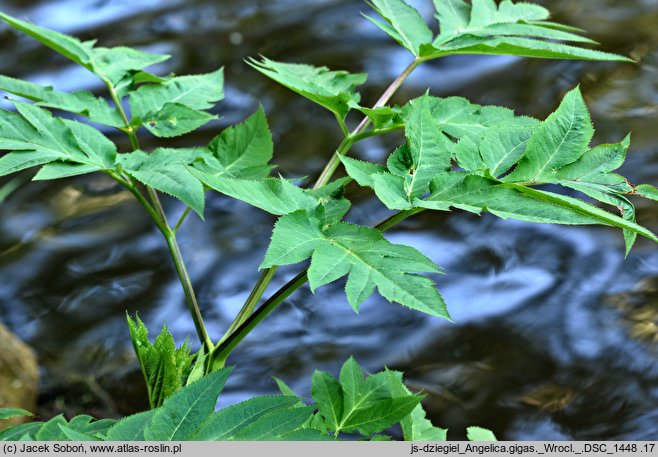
[0,356,494,441]
[1,0,657,440]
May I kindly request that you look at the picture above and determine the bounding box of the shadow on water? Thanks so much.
[1,0,658,439]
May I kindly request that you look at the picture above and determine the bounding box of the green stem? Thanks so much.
[105,81,213,351]
[211,207,423,364]
[217,58,422,347]
[174,206,192,233]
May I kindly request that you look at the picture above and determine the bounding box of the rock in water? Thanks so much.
[0,324,38,429]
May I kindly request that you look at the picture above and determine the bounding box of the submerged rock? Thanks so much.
[0,324,38,429]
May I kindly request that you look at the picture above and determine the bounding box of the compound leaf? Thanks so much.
[0,75,123,128]
[248,57,367,118]
[262,212,448,318]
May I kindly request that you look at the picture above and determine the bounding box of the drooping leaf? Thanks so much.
[422,0,631,62]
[131,68,224,122]
[0,102,117,177]
[0,12,169,88]
[190,171,318,216]
[247,57,367,118]
[0,12,93,67]
[261,212,448,318]
[105,410,156,441]
[506,87,594,182]
[194,396,301,441]
[502,182,658,242]
[0,408,33,420]
[366,0,433,56]
[144,367,233,441]
[0,75,123,128]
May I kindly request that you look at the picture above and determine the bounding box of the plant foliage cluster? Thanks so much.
[0,0,656,441]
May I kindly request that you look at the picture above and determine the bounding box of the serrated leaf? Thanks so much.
[0,102,116,176]
[506,87,594,182]
[194,396,300,441]
[91,47,169,86]
[0,408,33,420]
[502,182,658,242]
[127,315,194,409]
[231,407,315,441]
[417,173,603,224]
[312,371,343,431]
[59,425,99,441]
[197,106,274,179]
[467,426,497,441]
[277,429,336,441]
[0,12,93,67]
[367,0,433,56]
[554,136,629,181]
[401,95,453,199]
[248,57,367,118]
[433,0,470,37]
[33,162,99,180]
[636,184,658,201]
[105,410,156,441]
[131,68,224,120]
[141,102,216,138]
[305,177,352,225]
[190,171,316,216]
[262,212,448,318]
[35,415,68,441]
[423,36,632,62]
[425,0,630,62]
[120,149,206,217]
[341,396,421,435]
[372,173,414,210]
[144,367,233,441]
[0,75,123,128]
[0,12,169,88]
[386,370,447,441]
[349,104,403,129]
[340,156,387,188]
[0,422,44,441]
[479,124,536,177]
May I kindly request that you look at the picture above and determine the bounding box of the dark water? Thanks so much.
[1,0,658,440]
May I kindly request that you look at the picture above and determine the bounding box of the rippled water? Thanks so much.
[1,0,658,439]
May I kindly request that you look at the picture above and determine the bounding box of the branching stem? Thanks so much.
[105,80,213,351]
[218,58,421,348]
